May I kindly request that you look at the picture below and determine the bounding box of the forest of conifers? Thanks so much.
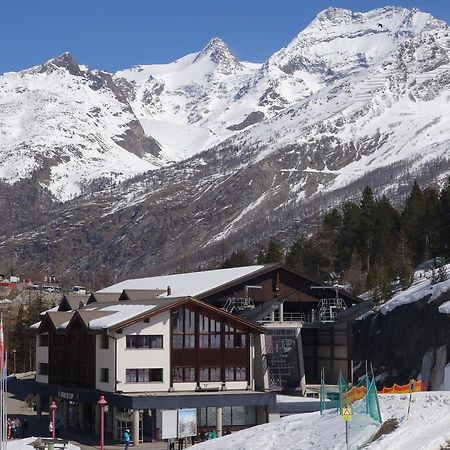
[223,179,450,299]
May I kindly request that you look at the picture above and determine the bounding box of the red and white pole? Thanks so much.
[98,395,108,450]
[50,401,57,439]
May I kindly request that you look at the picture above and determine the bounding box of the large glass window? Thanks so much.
[225,367,247,381]
[225,325,247,349]
[126,335,163,349]
[172,308,195,349]
[198,406,256,427]
[199,367,221,382]
[173,367,195,382]
[199,315,221,349]
[125,368,163,383]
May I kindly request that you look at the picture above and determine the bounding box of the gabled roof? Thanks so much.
[104,297,266,334]
[119,289,167,301]
[86,292,121,305]
[98,265,267,298]
[29,296,266,335]
[30,311,75,334]
[97,263,362,305]
[58,294,90,311]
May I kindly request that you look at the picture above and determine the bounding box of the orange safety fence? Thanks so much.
[343,385,367,405]
[378,380,426,394]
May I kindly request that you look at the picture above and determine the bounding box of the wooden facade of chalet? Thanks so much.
[196,264,359,313]
[169,305,251,387]
[36,297,264,391]
[194,264,361,385]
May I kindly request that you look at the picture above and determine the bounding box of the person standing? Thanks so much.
[123,429,131,450]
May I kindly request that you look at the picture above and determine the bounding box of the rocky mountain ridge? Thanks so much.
[1,6,450,281]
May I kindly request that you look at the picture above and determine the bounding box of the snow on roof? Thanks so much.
[98,265,266,297]
[29,321,41,330]
[40,305,59,316]
[88,304,158,330]
[439,301,450,314]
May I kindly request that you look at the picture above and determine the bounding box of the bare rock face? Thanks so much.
[194,37,244,74]
[353,289,450,390]
[227,111,265,131]
[113,120,161,158]
[39,52,84,76]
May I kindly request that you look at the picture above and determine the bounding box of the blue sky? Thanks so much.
[1,0,448,73]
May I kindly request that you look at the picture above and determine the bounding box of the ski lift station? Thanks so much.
[29,263,364,444]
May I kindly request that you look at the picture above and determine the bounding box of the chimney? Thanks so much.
[167,286,172,296]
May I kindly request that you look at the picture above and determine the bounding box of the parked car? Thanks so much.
[73,285,87,295]
[42,286,61,293]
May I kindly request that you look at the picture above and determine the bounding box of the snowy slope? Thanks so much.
[192,392,450,450]
[219,7,450,188]
[0,53,162,200]
[115,38,262,160]
[1,6,449,203]
[380,265,450,314]
[7,437,80,450]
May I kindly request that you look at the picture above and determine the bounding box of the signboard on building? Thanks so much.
[177,408,197,438]
[161,410,178,439]
[58,391,77,401]
[162,409,197,439]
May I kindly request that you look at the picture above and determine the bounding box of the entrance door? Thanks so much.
[115,412,143,443]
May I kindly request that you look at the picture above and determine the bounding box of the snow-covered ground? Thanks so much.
[192,392,450,450]
[380,265,450,315]
[7,437,80,450]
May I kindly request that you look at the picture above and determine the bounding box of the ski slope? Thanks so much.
[192,392,450,450]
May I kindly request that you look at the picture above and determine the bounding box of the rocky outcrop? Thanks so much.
[353,288,450,390]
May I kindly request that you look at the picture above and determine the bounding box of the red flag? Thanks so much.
[0,317,4,371]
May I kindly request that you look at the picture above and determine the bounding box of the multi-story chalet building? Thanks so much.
[31,263,363,444]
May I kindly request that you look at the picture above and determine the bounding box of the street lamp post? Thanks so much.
[50,401,57,440]
[98,395,108,450]
[12,348,16,374]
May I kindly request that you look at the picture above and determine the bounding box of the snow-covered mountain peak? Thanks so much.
[308,6,436,37]
[268,6,439,81]
[194,37,243,74]
[39,52,85,77]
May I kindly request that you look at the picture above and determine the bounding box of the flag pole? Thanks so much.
[0,314,7,450]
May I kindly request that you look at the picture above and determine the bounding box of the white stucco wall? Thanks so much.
[35,333,49,384]
[116,311,171,393]
[95,335,116,392]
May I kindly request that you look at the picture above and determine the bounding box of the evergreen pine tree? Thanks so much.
[399,258,414,290]
[264,239,284,263]
[222,249,252,268]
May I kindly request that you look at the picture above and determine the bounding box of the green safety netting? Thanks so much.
[319,377,340,414]
[366,379,382,423]
[319,370,383,450]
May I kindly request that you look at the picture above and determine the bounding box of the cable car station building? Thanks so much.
[30,263,362,444]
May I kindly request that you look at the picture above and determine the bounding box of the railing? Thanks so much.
[223,297,255,313]
[260,298,346,324]
[259,311,314,324]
